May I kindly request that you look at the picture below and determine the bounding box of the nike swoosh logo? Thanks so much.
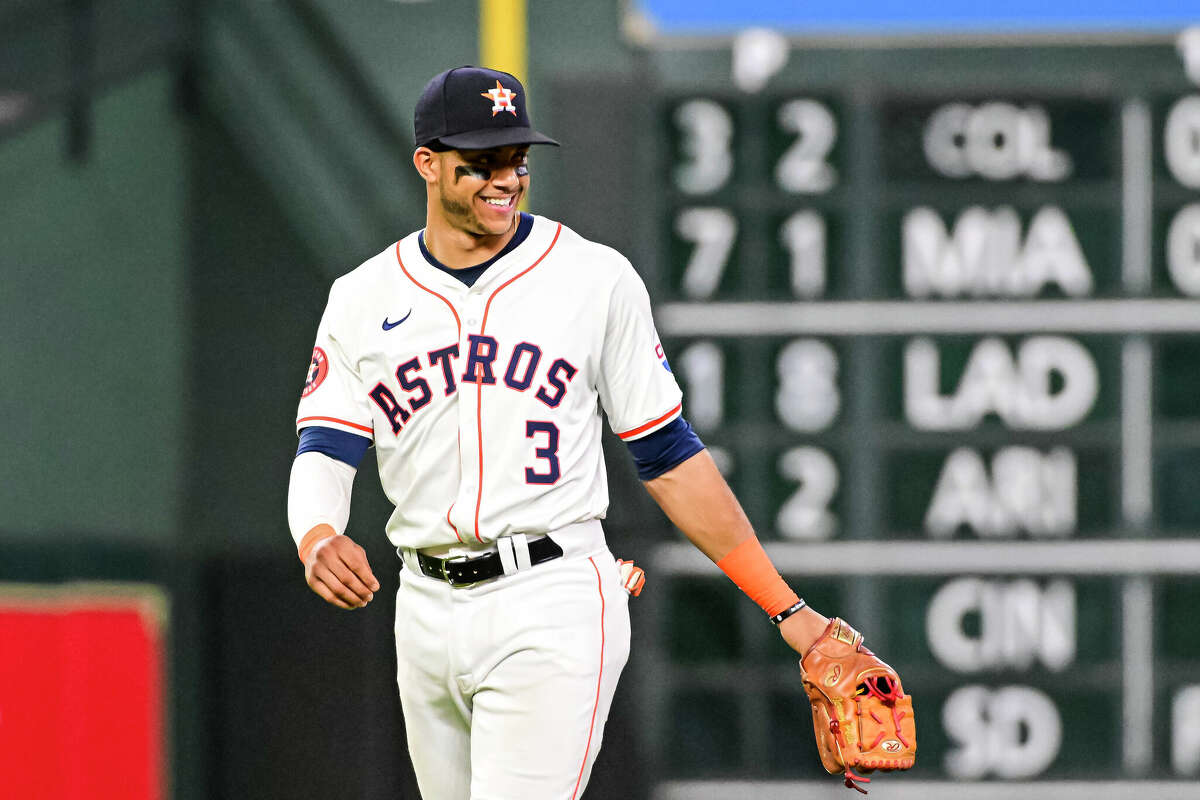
[382,309,412,331]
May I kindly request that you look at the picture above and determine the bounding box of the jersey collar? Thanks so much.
[399,214,557,294]
[417,212,534,287]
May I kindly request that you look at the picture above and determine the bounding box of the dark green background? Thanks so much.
[4,1,1200,796]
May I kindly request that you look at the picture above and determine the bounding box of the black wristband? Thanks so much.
[770,599,807,625]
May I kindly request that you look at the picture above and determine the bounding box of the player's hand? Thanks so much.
[304,533,381,609]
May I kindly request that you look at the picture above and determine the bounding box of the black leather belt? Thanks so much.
[414,536,564,587]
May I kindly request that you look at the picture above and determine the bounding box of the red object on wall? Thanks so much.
[0,585,167,800]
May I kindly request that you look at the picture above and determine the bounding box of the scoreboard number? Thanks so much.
[774,98,837,193]
[779,210,827,297]
[775,446,838,540]
[674,207,738,298]
[676,338,843,433]
[671,99,734,195]
[774,338,839,431]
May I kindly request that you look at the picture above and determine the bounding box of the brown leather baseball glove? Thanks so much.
[799,618,916,793]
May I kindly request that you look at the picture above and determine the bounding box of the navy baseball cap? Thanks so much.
[414,66,559,150]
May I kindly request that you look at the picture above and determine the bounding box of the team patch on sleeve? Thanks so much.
[655,343,672,373]
[302,347,329,397]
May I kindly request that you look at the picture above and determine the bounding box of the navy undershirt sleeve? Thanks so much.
[296,426,371,469]
[624,415,705,481]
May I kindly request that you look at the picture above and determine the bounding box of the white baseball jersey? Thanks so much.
[296,214,683,550]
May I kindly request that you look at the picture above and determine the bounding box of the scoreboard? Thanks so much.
[632,32,1200,799]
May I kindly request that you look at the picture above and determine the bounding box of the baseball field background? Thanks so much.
[2,1,1199,798]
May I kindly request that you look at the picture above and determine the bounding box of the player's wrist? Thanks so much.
[297,524,338,564]
[770,599,807,625]
[778,606,831,656]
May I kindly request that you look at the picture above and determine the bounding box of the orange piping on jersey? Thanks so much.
[572,556,607,800]
[479,223,562,331]
[297,415,373,434]
[617,403,682,441]
[446,426,465,543]
[473,377,487,542]
[444,505,464,544]
[471,222,563,542]
[399,241,466,542]
[396,242,462,335]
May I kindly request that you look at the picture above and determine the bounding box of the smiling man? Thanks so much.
[421,144,531,245]
[286,66,894,800]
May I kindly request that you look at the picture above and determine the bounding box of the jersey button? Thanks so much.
[467,317,478,325]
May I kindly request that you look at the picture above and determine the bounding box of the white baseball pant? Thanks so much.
[394,520,631,800]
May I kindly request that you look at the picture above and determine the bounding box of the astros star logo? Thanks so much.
[302,347,328,397]
[481,80,518,116]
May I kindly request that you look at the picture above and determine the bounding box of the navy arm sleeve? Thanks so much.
[296,426,371,469]
[624,415,705,481]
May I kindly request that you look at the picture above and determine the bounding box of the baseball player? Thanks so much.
[287,66,898,799]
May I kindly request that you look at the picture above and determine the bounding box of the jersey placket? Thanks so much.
[452,287,489,543]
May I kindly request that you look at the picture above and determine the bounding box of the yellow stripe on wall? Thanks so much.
[480,0,530,210]
[480,0,527,81]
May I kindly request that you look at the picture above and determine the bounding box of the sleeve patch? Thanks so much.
[302,347,329,397]
[655,342,672,373]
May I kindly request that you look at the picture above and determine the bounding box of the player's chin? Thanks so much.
[476,196,519,229]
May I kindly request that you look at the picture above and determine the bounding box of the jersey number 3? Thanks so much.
[525,421,560,484]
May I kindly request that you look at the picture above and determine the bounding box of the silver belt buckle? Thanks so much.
[441,555,469,587]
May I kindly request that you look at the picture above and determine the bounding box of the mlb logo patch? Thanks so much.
[303,347,329,397]
[655,343,672,372]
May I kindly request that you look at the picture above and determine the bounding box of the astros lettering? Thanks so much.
[368,338,578,435]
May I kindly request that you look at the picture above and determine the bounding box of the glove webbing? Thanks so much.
[831,676,911,794]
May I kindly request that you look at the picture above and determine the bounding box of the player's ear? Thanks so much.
[412,147,440,184]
